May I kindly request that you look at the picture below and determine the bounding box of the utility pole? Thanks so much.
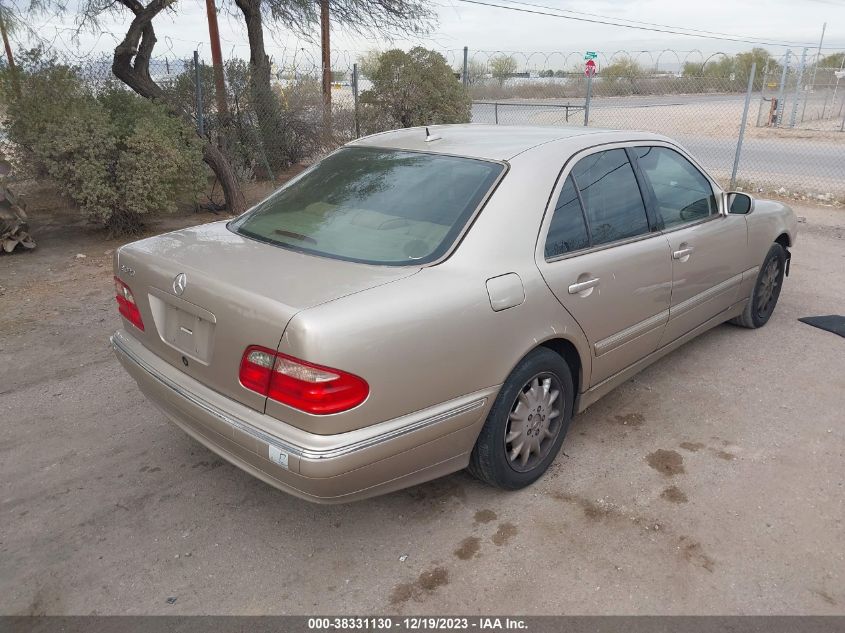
[320,0,332,120]
[204,0,230,124]
[802,22,826,123]
[809,22,827,90]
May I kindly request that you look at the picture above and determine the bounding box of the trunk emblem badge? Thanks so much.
[172,273,188,296]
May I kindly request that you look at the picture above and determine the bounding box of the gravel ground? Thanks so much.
[0,199,843,615]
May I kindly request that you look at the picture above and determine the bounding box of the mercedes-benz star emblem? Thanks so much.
[172,273,187,296]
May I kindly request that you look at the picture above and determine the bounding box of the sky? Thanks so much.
[20,0,845,71]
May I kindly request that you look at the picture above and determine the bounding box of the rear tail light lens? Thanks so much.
[239,347,275,394]
[239,346,368,415]
[114,277,145,331]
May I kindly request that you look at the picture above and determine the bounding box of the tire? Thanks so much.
[731,243,787,329]
[468,347,574,490]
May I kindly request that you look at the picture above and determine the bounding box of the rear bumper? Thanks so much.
[111,330,494,503]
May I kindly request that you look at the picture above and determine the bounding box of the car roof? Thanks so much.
[348,124,669,161]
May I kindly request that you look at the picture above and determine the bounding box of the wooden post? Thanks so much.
[204,0,230,124]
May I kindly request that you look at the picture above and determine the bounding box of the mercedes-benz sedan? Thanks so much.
[111,125,797,503]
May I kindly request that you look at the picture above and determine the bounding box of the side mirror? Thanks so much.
[727,192,753,215]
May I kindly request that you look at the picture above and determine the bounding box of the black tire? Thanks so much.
[731,243,787,329]
[468,347,574,490]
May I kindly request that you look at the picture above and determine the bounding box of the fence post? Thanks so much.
[840,104,845,132]
[494,102,498,124]
[775,50,790,127]
[194,50,204,136]
[462,46,468,89]
[789,48,807,129]
[584,72,593,126]
[352,62,360,139]
[730,62,756,190]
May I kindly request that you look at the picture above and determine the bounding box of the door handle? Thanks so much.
[568,277,600,294]
[673,247,695,260]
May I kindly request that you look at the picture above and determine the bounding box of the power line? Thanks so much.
[497,0,821,47]
[454,0,837,48]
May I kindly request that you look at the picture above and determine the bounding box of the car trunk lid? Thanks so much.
[115,220,419,411]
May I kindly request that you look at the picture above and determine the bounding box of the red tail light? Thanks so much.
[239,345,368,415]
[114,277,145,331]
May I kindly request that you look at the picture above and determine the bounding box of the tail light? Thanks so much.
[239,345,368,415]
[114,277,145,331]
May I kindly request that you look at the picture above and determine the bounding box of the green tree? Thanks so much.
[359,47,471,131]
[734,48,779,85]
[601,57,645,82]
[489,54,517,85]
[818,52,844,68]
[685,49,779,89]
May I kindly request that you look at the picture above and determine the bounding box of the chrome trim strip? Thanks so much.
[111,333,486,461]
[594,309,669,357]
[670,272,744,319]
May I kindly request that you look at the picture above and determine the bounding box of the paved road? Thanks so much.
[1,203,844,615]
[471,99,845,194]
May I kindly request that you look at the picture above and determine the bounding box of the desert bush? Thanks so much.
[359,47,471,133]
[1,51,206,234]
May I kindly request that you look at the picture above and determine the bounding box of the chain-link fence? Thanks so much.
[3,45,844,206]
[463,49,845,203]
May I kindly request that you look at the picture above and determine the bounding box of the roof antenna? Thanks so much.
[424,127,441,142]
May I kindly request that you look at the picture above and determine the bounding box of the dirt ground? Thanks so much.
[1,189,843,615]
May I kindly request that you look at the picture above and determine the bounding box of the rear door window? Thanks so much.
[634,146,716,228]
[230,147,504,266]
[570,149,650,246]
[544,175,590,258]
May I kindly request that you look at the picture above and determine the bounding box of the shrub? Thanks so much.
[1,52,206,234]
[359,47,471,133]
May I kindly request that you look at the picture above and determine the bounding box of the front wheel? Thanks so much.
[731,243,787,329]
[468,348,574,490]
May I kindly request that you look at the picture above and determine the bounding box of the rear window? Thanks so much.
[230,147,504,265]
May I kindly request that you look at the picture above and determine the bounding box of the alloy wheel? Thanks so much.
[504,373,563,473]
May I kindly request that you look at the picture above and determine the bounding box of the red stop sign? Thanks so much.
[585,59,596,77]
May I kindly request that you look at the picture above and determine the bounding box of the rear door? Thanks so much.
[632,145,748,345]
[536,147,673,387]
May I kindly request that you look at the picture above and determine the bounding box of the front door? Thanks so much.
[632,145,748,344]
[537,148,673,387]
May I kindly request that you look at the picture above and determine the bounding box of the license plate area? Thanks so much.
[163,304,214,362]
[148,290,216,364]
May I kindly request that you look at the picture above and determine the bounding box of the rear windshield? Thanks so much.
[230,147,504,265]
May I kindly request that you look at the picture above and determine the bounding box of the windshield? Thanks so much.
[230,147,505,265]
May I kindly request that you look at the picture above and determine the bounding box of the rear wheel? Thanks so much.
[731,243,787,329]
[468,348,574,489]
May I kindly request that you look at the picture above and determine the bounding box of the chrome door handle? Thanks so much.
[673,247,695,259]
[568,277,600,294]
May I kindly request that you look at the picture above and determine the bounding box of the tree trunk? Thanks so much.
[0,9,19,96]
[235,0,288,174]
[112,0,246,214]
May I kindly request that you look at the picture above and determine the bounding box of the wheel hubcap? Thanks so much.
[756,258,781,317]
[504,374,563,472]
